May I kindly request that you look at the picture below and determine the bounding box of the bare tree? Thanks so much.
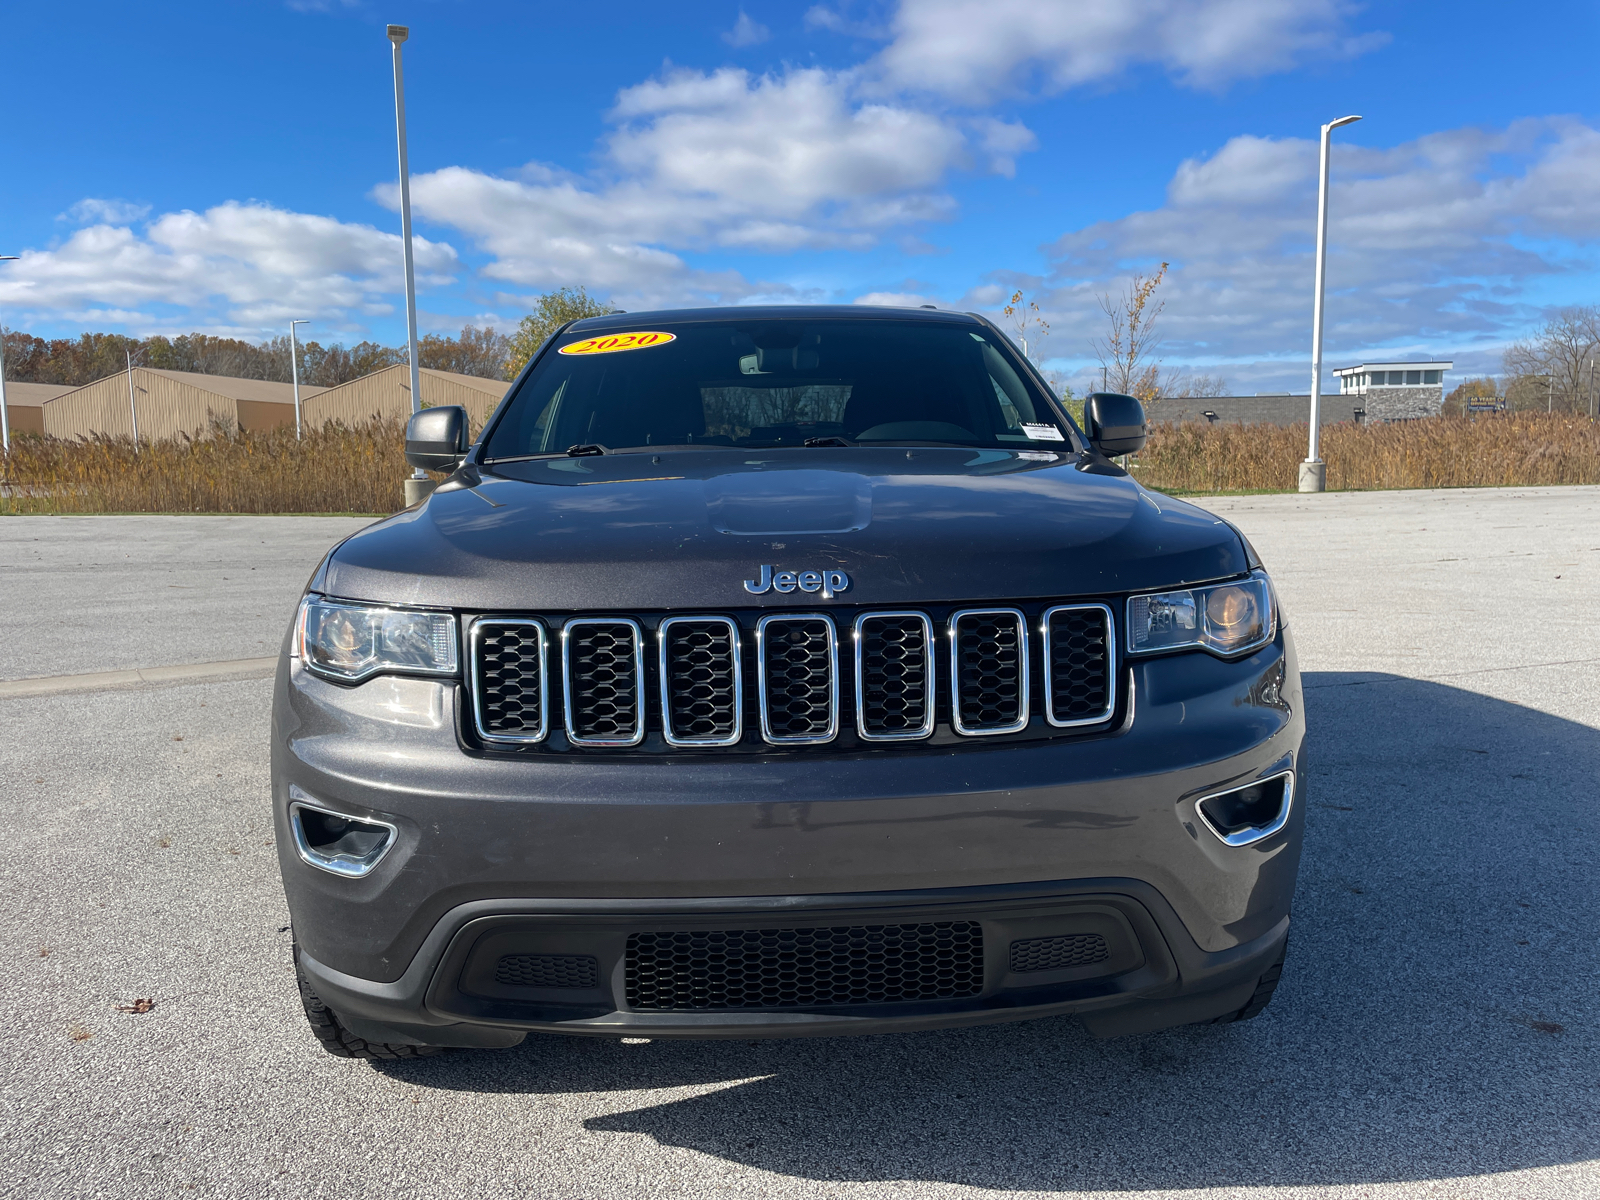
[1002,290,1049,362]
[1502,305,1600,413]
[1092,263,1168,403]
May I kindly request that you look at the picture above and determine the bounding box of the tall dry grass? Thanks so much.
[0,418,413,514]
[2,412,1597,514]
[1135,413,1600,494]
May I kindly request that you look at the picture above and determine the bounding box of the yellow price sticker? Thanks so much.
[558,331,677,356]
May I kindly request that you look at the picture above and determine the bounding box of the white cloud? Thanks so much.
[860,0,1385,103]
[723,10,770,46]
[1021,118,1600,380]
[0,201,457,331]
[59,198,152,226]
[395,66,1022,308]
[854,291,938,307]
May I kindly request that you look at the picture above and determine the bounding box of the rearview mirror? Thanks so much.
[404,406,469,472]
[1083,392,1147,456]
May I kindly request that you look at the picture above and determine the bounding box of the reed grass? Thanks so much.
[2,412,1596,514]
[1135,413,1600,495]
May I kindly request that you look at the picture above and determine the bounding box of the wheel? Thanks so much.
[1213,935,1288,1024]
[293,940,445,1060]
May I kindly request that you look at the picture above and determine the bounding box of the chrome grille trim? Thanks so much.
[561,617,646,748]
[755,614,839,745]
[468,617,549,744]
[1040,603,1117,728]
[658,615,743,747]
[853,611,936,742]
[949,608,1030,737]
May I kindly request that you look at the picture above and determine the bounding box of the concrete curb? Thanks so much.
[0,657,279,699]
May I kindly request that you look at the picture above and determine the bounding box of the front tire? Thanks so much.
[293,941,444,1060]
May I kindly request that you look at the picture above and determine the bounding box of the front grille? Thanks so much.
[1009,934,1110,972]
[494,953,600,988]
[562,619,644,746]
[659,617,742,745]
[950,609,1028,735]
[1043,605,1114,726]
[855,612,934,741]
[757,615,838,744]
[470,601,1117,751]
[625,922,984,1010]
[470,620,547,742]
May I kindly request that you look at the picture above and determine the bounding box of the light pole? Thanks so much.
[126,345,148,445]
[1301,113,1362,494]
[289,319,309,438]
[0,254,18,456]
[388,24,431,505]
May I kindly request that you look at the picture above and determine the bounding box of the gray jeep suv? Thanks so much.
[273,306,1303,1058]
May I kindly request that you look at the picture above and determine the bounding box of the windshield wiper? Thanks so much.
[802,436,854,448]
[566,443,607,457]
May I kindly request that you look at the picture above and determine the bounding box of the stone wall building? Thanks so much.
[1332,360,1453,420]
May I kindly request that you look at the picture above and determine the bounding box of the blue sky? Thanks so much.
[2,0,1597,393]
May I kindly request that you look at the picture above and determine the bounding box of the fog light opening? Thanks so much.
[289,797,397,877]
[1195,772,1293,847]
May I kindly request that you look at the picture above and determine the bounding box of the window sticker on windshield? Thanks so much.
[559,331,677,356]
[1021,423,1064,441]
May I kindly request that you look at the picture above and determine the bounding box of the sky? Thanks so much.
[1,0,1597,395]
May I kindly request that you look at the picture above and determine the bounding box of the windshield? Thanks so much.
[482,318,1071,459]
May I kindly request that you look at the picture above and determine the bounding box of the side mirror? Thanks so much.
[1083,392,1147,456]
[404,405,469,472]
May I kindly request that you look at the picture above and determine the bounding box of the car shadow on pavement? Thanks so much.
[374,671,1599,1191]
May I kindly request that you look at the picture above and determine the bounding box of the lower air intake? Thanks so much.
[1009,933,1110,972]
[625,922,984,1010]
[494,953,600,988]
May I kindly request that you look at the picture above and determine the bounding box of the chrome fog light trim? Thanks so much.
[1194,770,1295,847]
[288,787,398,878]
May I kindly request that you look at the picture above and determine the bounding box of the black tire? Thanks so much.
[1213,936,1288,1025]
[293,941,445,1060]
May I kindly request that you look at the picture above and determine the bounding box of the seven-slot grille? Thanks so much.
[469,603,1115,750]
[624,922,984,1010]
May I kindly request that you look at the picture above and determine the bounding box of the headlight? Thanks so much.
[1127,571,1276,658]
[297,596,459,682]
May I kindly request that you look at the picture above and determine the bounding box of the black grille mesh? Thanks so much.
[565,622,640,742]
[954,612,1024,731]
[473,622,544,738]
[761,618,835,741]
[1046,608,1112,723]
[1009,934,1110,972]
[625,922,983,1009]
[663,620,739,742]
[857,615,932,738]
[494,953,599,988]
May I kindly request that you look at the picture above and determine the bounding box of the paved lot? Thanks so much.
[1,487,1596,1199]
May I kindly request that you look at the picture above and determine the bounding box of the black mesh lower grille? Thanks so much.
[953,611,1025,732]
[472,622,545,739]
[1009,934,1110,972]
[565,621,641,743]
[494,953,599,988]
[662,619,739,742]
[857,614,932,738]
[1045,607,1112,724]
[625,922,984,1009]
[759,617,836,742]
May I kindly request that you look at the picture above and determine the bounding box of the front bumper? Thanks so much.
[273,631,1304,1042]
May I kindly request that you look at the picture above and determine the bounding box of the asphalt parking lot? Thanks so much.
[1,487,1596,1200]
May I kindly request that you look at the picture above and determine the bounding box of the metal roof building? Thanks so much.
[40,369,326,441]
[3,382,76,437]
[1156,393,1367,427]
[300,364,508,431]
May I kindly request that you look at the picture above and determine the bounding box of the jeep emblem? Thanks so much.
[743,565,851,599]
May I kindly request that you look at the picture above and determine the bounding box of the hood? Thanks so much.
[317,448,1248,610]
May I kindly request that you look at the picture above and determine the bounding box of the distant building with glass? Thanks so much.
[1333,360,1453,420]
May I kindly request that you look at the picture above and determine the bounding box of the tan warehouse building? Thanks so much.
[301,365,508,431]
[41,369,326,441]
[3,382,77,437]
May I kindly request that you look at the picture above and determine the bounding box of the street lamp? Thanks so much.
[388,24,430,506]
[126,344,149,446]
[289,319,310,438]
[0,254,18,456]
[1301,113,1362,494]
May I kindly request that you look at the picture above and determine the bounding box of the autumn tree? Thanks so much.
[419,325,512,379]
[505,287,617,376]
[1502,306,1600,413]
[1092,262,1170,405]
[1002,290,1049,362]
